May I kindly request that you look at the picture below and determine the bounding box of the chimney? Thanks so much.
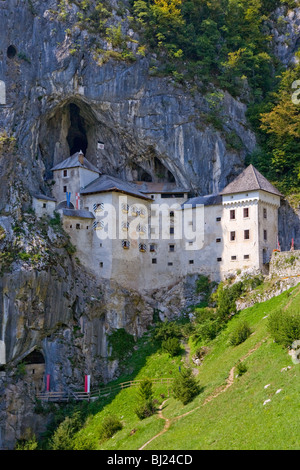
[78,150,84,166]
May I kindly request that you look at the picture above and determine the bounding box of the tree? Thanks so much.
[173,367,200,405]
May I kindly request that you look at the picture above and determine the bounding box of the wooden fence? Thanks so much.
[36,377,174,403]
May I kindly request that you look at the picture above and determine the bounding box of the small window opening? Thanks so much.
[243,208,249,218]
[152,258,157,264]
[216,238,221,243]
[76,224,80,230]
[169,244,175,252]
[244,230,250,240]
[230,231,236,241]
[244,254,250,260]
[230,210,236,220]
[189,260,194,265]
[231,255,237,261]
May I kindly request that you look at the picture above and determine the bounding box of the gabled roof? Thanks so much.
[220,165,283,197]
[62,209,95,219]
[33,193,57,202]
[51,152,101,174]
[132,181,190,194]
[182,193,222,209]
[80,174,152,200]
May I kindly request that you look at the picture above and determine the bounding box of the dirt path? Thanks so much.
[139,339,266,450]
[139,400,171,450]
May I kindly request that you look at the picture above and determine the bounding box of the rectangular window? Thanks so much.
[244,254,250,260]
[100,262,104,268]
[189,260,194,265]
[231,255,237,261]
[216,217,221,222]
[243,208,249,218]
[63,186,67,193]
[152,258,157,264]
[217,258,222,262]
[244,230,250,240]
[63,169,68,178]
[263,208,267,219]
[170,227,174,234]
[169,244,175,252]
[230,210,236,220]
[216,238,221,243]
[149,244,156,252]
[122,240,130,249]
[264,230,267,241]
[230,231,236,241]
[76,224,80,230]
[170,211,174,217]
[168,262,173,266]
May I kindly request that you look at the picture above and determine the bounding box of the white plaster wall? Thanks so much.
[79,168,99,189]
[32,198,56,218]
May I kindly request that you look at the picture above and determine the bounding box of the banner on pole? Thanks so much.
[85,375,91,393]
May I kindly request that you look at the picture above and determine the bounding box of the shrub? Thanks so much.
[161,337,181,356]
[50,411,83,450]
[73,434,98,450]
[229,321,252,346]
[99,415,123,440]
[193,318,222,343]
[216,282,244,321]
[107,328,135,361]
[236,360,248,376]
[152,321,182,343]
[268,308,300,347]
[173,367,201,405]
[134,399,157,420]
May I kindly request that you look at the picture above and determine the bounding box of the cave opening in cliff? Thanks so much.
[154,157,175,183]
[23,350,45,365]
[67,103,88,156]
[7,45,17,59]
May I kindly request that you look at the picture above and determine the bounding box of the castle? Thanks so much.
[33,151,283,290]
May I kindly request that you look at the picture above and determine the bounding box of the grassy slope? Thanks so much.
[73,285,300,450]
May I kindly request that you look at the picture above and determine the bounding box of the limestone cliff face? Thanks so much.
[0,0,299,450]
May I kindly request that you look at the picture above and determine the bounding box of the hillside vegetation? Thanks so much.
[26,278,300,451]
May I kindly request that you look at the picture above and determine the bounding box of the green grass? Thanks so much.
[44,285,300,450]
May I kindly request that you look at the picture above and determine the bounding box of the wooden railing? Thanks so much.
[36,377,174,403]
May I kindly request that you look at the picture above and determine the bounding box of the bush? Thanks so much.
[153,321,182,343]
[236,360,248,376]
[134,399,157,420]
[268,308,300,347]
[216,282,244,321]
[50,411,83,450]
[193,318,222,343]
[229,321,252,346]
[161,337,181,357]
[107,328,135,361]
[73,434,98,450]
[99,415,123,440]
[173,367,201,405]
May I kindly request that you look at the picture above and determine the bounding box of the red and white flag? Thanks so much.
[76,193,80,210]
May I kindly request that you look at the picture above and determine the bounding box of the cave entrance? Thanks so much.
[67,103,88,156]
[154,157,175,183]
